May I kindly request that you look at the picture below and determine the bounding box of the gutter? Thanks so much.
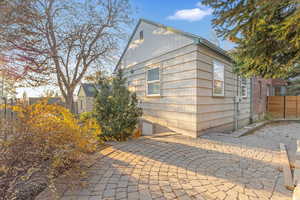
[195,38,232,62]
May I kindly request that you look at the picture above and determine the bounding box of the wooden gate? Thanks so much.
[267,96,300,118]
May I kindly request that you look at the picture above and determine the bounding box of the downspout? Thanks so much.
[233,97,237,131]
[236,75,239,130]
[249,78,254,124]
[233,75,239,131]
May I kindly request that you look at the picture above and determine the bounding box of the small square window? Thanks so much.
[140,30,144,40]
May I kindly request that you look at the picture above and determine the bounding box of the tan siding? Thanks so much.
[141,103,197,113]
[124,44,198,137]
[86,97,95,112]
[122,26,251,137]
[76,86,95,114]
[141,96,197,105]
[121,21,194,68]
[196,45,251,135]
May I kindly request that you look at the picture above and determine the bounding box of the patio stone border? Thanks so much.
[293,141,300,200]
[35,145,114,200]
[231,119,300,138]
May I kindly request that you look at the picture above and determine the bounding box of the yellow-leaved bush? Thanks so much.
[0,100,101,200]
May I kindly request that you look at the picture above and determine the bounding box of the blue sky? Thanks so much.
[131,0,234,50]
[17,0,234,97]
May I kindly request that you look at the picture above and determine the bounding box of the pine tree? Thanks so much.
[287,78,300,95]
[203,0,300,78]
[94,69,142,141]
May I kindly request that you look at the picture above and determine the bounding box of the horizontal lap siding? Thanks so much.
[196,45,250,134]
[141,102,196,113]
[86,97,95,112]
[123,42,251,136]
[124,44,198,136]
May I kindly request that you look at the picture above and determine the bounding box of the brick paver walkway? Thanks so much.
[37,122,296,200]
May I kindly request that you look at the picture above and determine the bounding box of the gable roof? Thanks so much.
[78,83,98,97]
[114,18,231,71]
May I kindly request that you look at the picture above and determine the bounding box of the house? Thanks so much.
[251,77,287,121]
[76,83,98,114]
[115,19,251,138]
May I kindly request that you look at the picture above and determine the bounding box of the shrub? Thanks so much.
[79,111,94,122]
[264,112,274,121]
[94,69,142,141]
[0,100,100,200]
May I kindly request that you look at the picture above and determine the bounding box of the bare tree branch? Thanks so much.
[0,0,133,110]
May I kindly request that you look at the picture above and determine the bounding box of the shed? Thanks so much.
[77,83,98,114]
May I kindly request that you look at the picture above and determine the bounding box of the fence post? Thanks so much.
[266,96,269,113]
[284,96,286,119]
[297,96,299,118]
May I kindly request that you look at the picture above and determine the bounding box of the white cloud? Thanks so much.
[167,2,212,22]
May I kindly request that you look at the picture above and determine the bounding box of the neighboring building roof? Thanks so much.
[115,18,231,71]
[78,83,98,97]
[29,97,64,105]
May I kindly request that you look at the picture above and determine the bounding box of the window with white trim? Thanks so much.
[240,77,247,98]
[213,61,225,96]
[146,67,160,96]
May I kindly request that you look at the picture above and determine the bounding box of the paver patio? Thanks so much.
[37,122,298,200]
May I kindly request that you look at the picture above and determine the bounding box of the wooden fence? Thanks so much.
[267,96,300,118]
[0,98,17,121]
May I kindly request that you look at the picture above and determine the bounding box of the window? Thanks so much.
[213,61,225,96]
[281,86,287,96]
[140,30,144,41]
[146,67,160,96]
[274,86,286,96]
[240,77,247,98]
[80,100,83,109]
[274,87,281,96]
[266,84,270,96]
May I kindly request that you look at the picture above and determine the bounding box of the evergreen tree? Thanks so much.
[287,63,300,95]
[94,69,142,141]
[203,0,300,78]
[287,78,300,96]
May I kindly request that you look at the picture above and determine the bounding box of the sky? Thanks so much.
[17,0,234,98]
[131,0,234,49]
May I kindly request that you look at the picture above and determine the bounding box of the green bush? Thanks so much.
[264,112,274,121]
[94,69,142,141]
[79,112,94,122]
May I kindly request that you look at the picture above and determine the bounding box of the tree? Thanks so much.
[0,70,17,98]
[94,69,142,141]
[202,0,300,78]
[287,78,300,95]
[0,56,17,98]
[22,91,28,101]
[1,0,133,111]
[85,71,105,84]
[0,0,38,49]
[40,89,59,97]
